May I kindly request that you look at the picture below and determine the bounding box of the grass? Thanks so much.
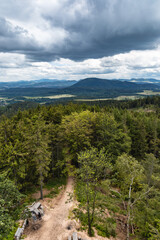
[44,176,67,198]
[44,176,67,190]
[94,217,116,238]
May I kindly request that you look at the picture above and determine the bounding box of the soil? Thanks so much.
[32,188,51,200]
[24,177,122,240]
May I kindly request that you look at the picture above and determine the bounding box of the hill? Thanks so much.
[68,78,158,90]
[64,78,160,98]
[0,77,160,104]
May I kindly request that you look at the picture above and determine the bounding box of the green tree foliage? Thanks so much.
[145,117,160,157]
[143,153,160,186]
[116,154,145,240]
[0,174,22,239]
[77,148,110,236]
[148,219,160,240]
[94,112,131,159]
[0,116,29,188]
[60,111,95,164]
[27,115,51,199]
[0,101,160,239]
[116,153,160,239]
[126,113,148,158]
[135,154,160,238]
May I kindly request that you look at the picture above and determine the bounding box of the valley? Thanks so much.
[0,78,160,106]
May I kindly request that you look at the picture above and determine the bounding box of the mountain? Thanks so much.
[0,79,77,89]
[59,78,160,98]
[67,77,158,90]
[0,77,160,101]
[69,78,135,89]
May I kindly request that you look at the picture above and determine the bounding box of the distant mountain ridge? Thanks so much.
[60,77,160,98]
[0,77,160,100]
[0,79,77,89]
[67,77,159,91]
[0,77,160,89]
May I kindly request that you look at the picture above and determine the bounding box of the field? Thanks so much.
[137,90,160,95]
[1,89,160,106]
[75,95,140,102]
[24,94,75,99]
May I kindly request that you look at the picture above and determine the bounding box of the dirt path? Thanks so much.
[24,177,116,240]
[25,177,75,240]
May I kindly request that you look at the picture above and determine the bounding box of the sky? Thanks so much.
[0,0,160,82]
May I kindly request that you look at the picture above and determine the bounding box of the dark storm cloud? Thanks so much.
[50,0,160,58]
[0,17,41,53]
[1,0,160,62]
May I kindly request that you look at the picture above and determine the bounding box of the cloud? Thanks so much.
[0,17,41,53]
[37,0,160,61]
[0,0,160,62]
[0,0,160,81]
[1,48,160,82]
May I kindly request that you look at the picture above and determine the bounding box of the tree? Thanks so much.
[127,115,148,159]
[116,154,146,240]
[146,117,160,158]
[138,154,160,238]
[0,117,29,188]
[94,112,131,160]
[0,174,22,239]
[48,123,64,178]
[77,148,110,236]
[143,153,160,187]
[28,115,51,199]
[60,111,95,164]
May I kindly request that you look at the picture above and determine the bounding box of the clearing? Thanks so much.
[24,94,75,99]
[137,90,160,95]
[24,177,117,240]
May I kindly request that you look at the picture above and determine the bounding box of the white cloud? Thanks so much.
[0,48,160,81]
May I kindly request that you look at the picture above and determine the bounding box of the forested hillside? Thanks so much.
[0,99,160,239]
[0,78,160,106]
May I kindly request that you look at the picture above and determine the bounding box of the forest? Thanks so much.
[0,96,160,240]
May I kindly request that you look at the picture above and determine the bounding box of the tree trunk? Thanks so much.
[88,222,92,236]
[127,206,130,240]
[127,177,134,240]
[87,193,92,236]
[40,181,43,200]
[51,145,54,178]
[40,170,43,200]
[91,190,97,225]
[86,179,92,236]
